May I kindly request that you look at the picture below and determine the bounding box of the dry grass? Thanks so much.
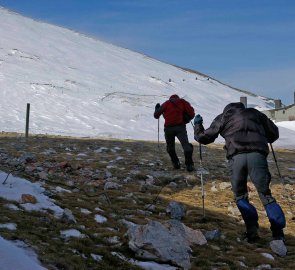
[0,133,294,269]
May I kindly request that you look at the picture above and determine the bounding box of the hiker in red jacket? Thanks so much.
[154,94,195,172]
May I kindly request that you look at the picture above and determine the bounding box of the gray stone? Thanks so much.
[204,229,222,240]
[270,240,287,257]
[105,170,112,178]
[261,252,275,260]
[166,201,186,220]
[105,236,120,245]
[255,264,272,270]
[38,171,48,180]
[127,219,207,269]
[62,208,77,224]
[219,182,231,190]
[168,181,177,188]
[211,185,218,192]
[228,205,241,216]
[19,153,36,163]
[104,181,122,190]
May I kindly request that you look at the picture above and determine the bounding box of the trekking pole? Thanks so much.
[199,143,205,221]
[270,143,295,220]
[157,118,160,150]
[2,170,15,185]
[191,120,206,221]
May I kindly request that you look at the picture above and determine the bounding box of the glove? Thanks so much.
[155,103,161,110]
[193,114,203,125]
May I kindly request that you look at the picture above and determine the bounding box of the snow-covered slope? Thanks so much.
[0,7,294,148]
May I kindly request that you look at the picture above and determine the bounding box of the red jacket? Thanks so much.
[154,94,195,127]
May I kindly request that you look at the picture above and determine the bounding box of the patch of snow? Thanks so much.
[0,171,64,217]
[94,214,107,223]
[91,253,103,262]
[94,207,104,212]
[0,223,17,230]
[80,208,92,214]
[60,229,85,238]
[4,203,21,211]
[56,186,72,193]
[0,236,46,270]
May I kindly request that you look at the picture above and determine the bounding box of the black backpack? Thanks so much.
[170,100,192,124]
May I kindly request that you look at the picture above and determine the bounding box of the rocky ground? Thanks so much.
[0,133,294,270]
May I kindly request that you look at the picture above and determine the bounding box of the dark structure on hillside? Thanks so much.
[240,94,295,122]
[262,92,295,122]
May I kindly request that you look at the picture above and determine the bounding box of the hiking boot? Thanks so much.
[173,161,181,169]
[243,225,260,243]
[186,163,194,172]
[242,231,260,244]
[272,230,285,241]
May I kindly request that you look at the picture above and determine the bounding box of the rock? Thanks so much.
[166,201,186,220]
[211,185,218,192]
[219,182,231,190]
[127,219,207,269]
[71,163,83,170]
[204,229,222,240]
[25,165,36,173]
[104,181,122,190]
[210,245,221,251]
[247,182,255,192]
[59,161,71,169]
[105,170,112,178]
[137,209,153,216]
[91,254,103,262]
[123,176,133,183]
[62,208,77,224]
[105,236,120,244]
[168,181,177,188]
[270,240,287,257]
[21,194,37,204]
[228,205,241,216]
[19,153,36,163]
[255,264,272,270]
[237,261,247,268]
[261,253,275,260]
[42,148,56,155]
[38,171,48,180]
[139,183,158,193]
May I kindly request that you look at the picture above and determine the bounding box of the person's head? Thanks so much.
[223,102,245,113]
[169,94,180,100]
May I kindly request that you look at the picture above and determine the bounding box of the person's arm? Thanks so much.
[154,103,164,119]
[194,114,223,144]
[260,113,279,143]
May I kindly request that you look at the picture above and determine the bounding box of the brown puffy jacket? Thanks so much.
[194,102,279,159]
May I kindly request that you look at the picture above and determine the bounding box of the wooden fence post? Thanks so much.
[25,103,30,138]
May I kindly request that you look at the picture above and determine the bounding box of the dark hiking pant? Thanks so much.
[164,125,193,166]
[228,152,285,235]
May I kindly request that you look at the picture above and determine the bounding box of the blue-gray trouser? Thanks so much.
[228,152,285,233]
[164,125,193,165]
